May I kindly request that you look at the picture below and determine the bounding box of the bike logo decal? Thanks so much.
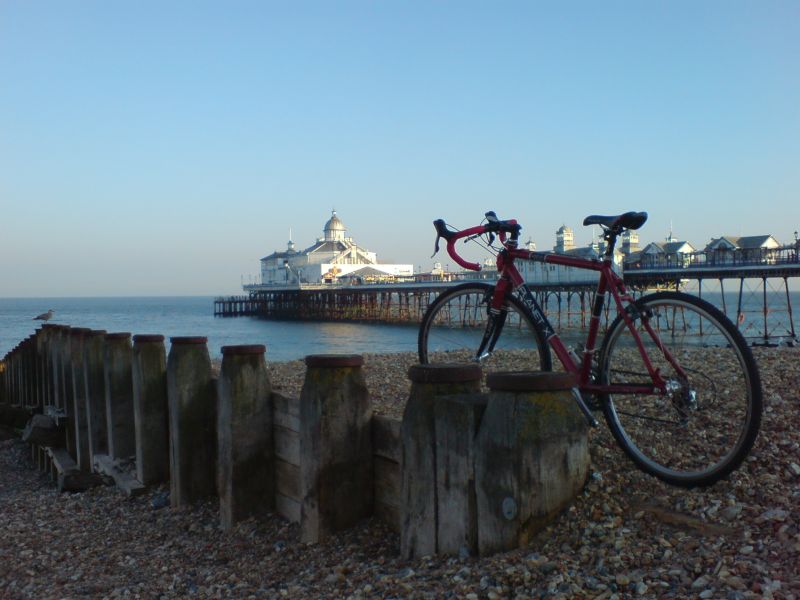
[517,285,556,339]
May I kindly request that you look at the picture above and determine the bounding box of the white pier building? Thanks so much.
[255,211,413,287]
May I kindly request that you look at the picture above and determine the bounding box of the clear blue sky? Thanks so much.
[1,1,798,296]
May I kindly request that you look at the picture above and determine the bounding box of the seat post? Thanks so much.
[603,228,620,260]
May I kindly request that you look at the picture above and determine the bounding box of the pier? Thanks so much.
[216,245,800,344]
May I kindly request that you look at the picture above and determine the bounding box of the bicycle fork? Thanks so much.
[475,307,507,361]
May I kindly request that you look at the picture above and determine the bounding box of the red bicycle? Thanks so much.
[419,211,762,487]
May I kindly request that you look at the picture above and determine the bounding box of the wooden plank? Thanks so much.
[401,387,437,559]
[93,453,147,497]
[274,457,300,500]
[47,447,102,493]
[372,415,401,462]
[47,447,76,474]
[299,362,372,543]
[274,425,299,465]
[434,394,486,556]
[275,492,300,523]
[272,392,299,432]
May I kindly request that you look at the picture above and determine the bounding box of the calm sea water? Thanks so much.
[0,297,421,361]
[2,290,797,360]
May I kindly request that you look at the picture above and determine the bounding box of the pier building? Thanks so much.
[257,211,413,286]
[221,219,799,344]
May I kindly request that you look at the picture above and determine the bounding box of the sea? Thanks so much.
[0,297,421,362]
[2,290,798,361]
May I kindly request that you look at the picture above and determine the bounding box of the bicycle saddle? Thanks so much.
[583,211,648,231]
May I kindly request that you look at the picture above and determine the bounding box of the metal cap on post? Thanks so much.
[407,363,482,384]
[304,354,364,368]
[486,371,577,392]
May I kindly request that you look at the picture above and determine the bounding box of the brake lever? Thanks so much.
[431,234,441,258]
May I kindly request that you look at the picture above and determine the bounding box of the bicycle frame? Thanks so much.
[494,246,684,396]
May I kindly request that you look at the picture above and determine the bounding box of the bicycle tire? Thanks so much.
[598,291,762,487]
[418,282,552,373]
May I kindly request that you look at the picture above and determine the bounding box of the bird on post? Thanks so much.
[33,309,54,321]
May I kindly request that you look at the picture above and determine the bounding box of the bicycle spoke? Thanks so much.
[612,410,684,426]
[419,283,550,376]
[600,292,761,487]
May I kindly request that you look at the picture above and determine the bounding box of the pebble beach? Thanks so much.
[1,347,798,599]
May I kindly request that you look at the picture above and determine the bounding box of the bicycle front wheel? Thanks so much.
[599,291,762,487]
[418,283,552,373]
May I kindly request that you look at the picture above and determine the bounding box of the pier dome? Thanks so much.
[323,211,346,242]
[257,210,413,286]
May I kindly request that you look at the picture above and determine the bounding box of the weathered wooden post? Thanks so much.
[104,333,136,461]
[13,345,22,407]
[14,345,23,407]
[41,323,62,411]
[434,391,488,557]
[217,344,273,530]
[27,335,38,409]
[8,347,16,406]
[83,330,108,466]
[49,327,64,410]
[16,340,26,408]
[22,337,33,408]
[132,335,170,485]
[401,363,482,559]
[70,328,92,469]
[475,371,590,556]
[5,348,13,406]
[300,354,372,543]
[58,326,75,457]
[0,358,5,404]
[28,333,40,409]
[36,324,52,406]
[167,337,217,507]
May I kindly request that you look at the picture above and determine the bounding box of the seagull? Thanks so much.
[33,309,54,321]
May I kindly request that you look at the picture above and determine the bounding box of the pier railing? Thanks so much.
[218,255,799,343]
[624,243,800,274]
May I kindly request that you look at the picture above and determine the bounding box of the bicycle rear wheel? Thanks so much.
[418,283,552,373]
[599,291,762,487]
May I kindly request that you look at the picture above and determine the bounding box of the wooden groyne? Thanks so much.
[0,327,589,557]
